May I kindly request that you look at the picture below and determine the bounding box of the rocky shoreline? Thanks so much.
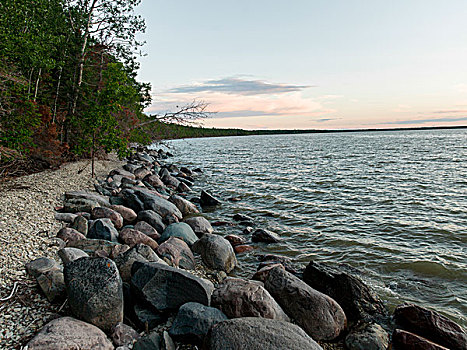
[2,147,466,349]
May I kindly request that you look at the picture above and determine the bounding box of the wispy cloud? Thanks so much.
[387,116,467,125]
[167,77,312,96]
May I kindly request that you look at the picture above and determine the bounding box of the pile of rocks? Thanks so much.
[23,147,467,350]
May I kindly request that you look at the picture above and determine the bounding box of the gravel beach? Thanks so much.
[0,157,123,349]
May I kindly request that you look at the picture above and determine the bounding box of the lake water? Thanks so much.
[167,129,467,326]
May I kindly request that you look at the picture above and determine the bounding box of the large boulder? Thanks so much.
[265,266,346,341]
[110,204,137,224]
[156,237,195,269]
[144,174,165,188]
[192,234,236,273]
[206,317,323,350]
[70,215,89,235]
[67,239,129,259]
[169,194,199,216]
[57,227,86,244]
[119,227,159,250]
[134,221,161,241]
[159,223,198,246]
[63,198,100,213]
[184,216,214,237]
[303,261,387,324]
[251,229,280,243]
[169,302,228,344]
[212,278,289,321]
[115,244,167,282]
[36,269,66,302]
[58,247,89,264]
[131,262,214,311]
[88,218,119,242]
[26,257,62,278]
[64,191,110,207]
[394,303,467,350]
[345,322,389,350]
[92,207,124,229]
[137,210,166,234]
[64,257,123,332]
[133,188,183,220]
[26,316,113,350]
[120,189,145,212]
[392,329,449,350]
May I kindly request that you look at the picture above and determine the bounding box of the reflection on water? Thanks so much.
[167,129,467,326]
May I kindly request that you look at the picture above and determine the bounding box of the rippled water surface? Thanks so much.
[167,129,467,326]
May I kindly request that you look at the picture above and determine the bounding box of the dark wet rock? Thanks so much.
[169,302,228,344]
[177,182,192,193]
[36,269,66,302]
[212,277,289,321]
[134,220,161,241]
[252,263,284,282]
[345,322,389,350]
[68,239,129,259]
[111,322,141,348]
[26,316,113,350]
[65,190,110,207]
[133,303,167,330]
[115,244,166,282]
[131,262,214,311]
[54,212,77,223]
[137,210,166,234]
[58,247,89,264]
[212,220,234,227]
[193,168,202,173]
[110,204,137,224]
[200,190,221,206]
[252,229,280,243]
[26,257,62,278]
[159,222,198,246]
[88,218,119,242]
[133,331,161,350]
[156,237,195,269]
[184,216,214,237]
[242,226,254,234]
[169,194,199,216]
[257,254,299,275]
[392,329,449,350]
[162,174,181,188]
[206,317,323,350]
[159,168,170,178]
[120,189,145,212]
[265,266,346,341]
[57,227,86,244]
[92,207,124,229]
[119,227,159,250]
[64,257,123,332]
[394,303,467,350]
[133,188,183,220]
[94,183,112,197]
[63,198,100,213]
[134,167,152,180]
[180,167,193,176]
[224,234,246,247]
[234,244,254,254]
[303,261,387,325]
[233,213,253,222]
[192,234,236,272]
[70,215,89,235]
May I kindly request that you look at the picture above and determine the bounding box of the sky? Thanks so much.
[135,0,467,130]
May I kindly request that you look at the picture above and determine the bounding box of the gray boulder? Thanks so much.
[169,194,199,216]
[169,302,228,343]
[212,278,289,321]
[131,262,214,311]
[156,237,195,269]
[92,207,124,229]
[303,261,387,324]
[161,174,180,188]
[111,322,141,348]
[119,227,159,250]
[206,317,323,350]
[144,174,164,188]
[265,266,346,341]
[192,234,236,272]
[137,210,166,234]
[58,247,89,264]
[26,257,62,278]
[120,189,145,213]
[88,218,119,242]
[54,212,77,223]
[345,322,389,350]
[133,331,161,350]
[37,269,66,302]
[133,188,183,220]
[115,244,167,282]
[70,215,89,235]
[184,216,214,237]
[68,239,129,259]
[65,190,110,207]
[26,316,113,350]
[252,229,280,243]
[63,198,100,213]
[64,257,123,332]
[134,221,160,241]
[159,223,198,246]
